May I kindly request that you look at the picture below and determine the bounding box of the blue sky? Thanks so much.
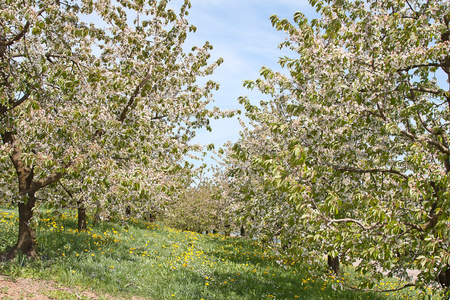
[177,0,318,168]
[81,0,318,171]
[183,1,449,173]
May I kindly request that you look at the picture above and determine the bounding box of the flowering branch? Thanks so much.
[328,218,381,231]
[0,93,30,115]
[397,63,441,72]
[330,165,409,180]
[118,68,153,122]
[0,7,46,47]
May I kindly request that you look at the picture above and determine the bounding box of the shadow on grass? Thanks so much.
[191,235,384,300]
[0,207,398,300]
[170,263,383,300]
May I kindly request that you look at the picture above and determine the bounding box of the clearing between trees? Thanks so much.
[0,206,436,299]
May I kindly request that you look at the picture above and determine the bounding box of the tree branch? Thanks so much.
[152,114,168,120]
[331,165,409,179]
[58,181,74,198]
[0,93,31,115]
[395,127,450,155]
[405,211,442,234]
[0,7,46,47]
[409,87,445,96]
[374,91,450,155]
[32,168,68,192]
[12,93,30,110]
[397,62,441,72]
[405,222,425,232]
[2,130,71,195]
[0,22,30,47]
[342,282,415,293]
[417,111,442,135]
[423,136,450,155]
[1,131,27,177]
[328,218,379,231]
[405,0,419,19]
[118,67,153,122]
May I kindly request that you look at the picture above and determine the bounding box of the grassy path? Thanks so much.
[0,205,431,299]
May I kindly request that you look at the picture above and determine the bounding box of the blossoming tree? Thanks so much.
[0,0,229,258]
[220,0,450,292]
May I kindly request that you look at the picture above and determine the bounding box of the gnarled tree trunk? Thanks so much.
[1,131,38,259]
[1,131,65,260]
[12,193,38,258]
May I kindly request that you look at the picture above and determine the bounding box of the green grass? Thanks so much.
[0,204,434,299]
[41,290,106,300]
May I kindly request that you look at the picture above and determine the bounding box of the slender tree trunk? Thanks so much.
[58,182,86,229]
[93,200,101,225]
[77,204,87,231]
[240,225,246,237]
[146,211,155,223]
[224,224,231,237]
[327,254,340,275]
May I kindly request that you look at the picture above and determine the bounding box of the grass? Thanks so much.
[0,204,436,299]
[41,290,104,300]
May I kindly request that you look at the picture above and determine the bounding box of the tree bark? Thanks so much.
[145,211,156,223]
[240,225,246,237]
[438,267,450,288]
[3,129,38,258]
[1,131,65,259]
[327,254,340,275]
[6,193,38,260]
[77,204,87,231]
[93,200,101,225]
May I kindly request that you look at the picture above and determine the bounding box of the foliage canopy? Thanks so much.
[219,0,450,293]
[0,0,231,256]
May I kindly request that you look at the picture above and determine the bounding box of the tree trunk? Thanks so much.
[438,266,450,288]
[224,224,231,237]
[146,211,156,223]
[6,193,38,259]
[77,204,87,231]
[1,131,66,260]
[240,225,246,237]
[93,200,101,225]
[327,254,340,275]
